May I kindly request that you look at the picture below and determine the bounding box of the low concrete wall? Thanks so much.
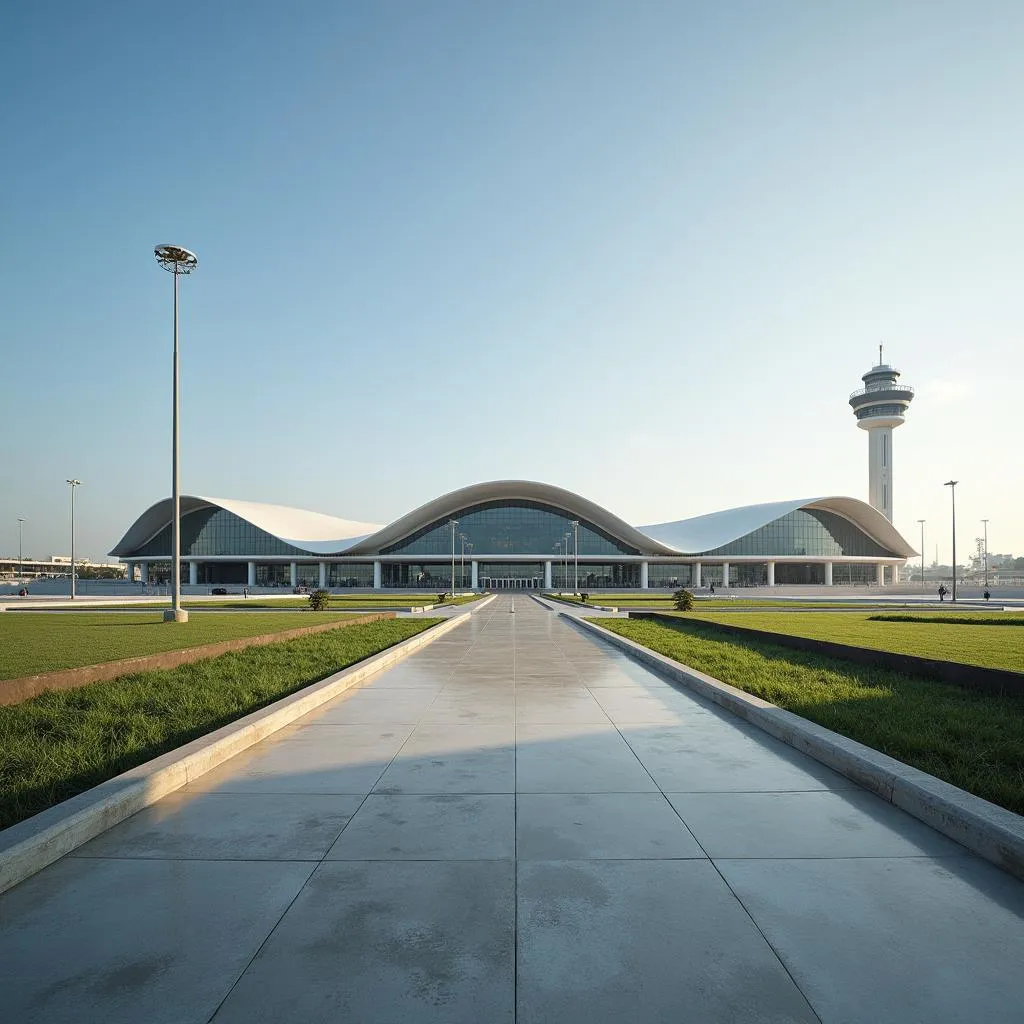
[629,612,1024,697]
[0,613,393,706]
[0,608,479,895]
[566,613,1024,882]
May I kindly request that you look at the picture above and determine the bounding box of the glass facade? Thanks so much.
[255,563,290,586]
[551,563,640,589]
[647,563,694,588]
[328,563,374,587]
[703,509,891,558]
[382,562,469,589]
[733,562,767,587]
[479,562,545,587]
[296,563,320,587]
[831,562,880,585]
[381,501,639,557]
[128,507,308,558]
[775,562,826,585]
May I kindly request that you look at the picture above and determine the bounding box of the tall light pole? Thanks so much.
[982,519,989,589]
[459,532,466,593]
[17,517,24,582]
[66,480,81,599]
[448,518,459,596]
[554,539,562,591]
[155,245,198,623]
[571,520,580,593]
[916,519,925,592]
[944,480,958,603]
[564,531,570,593]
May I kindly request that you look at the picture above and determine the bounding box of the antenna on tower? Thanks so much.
[878,343,883,366]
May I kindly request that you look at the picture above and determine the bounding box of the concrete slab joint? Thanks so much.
[564,612,1024,882]
[0,603,494,895]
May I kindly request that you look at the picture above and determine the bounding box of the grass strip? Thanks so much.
[684,611,1024,673]
[869,614,1024,626]
[544,593,922,610]
[0,617,440,829]
[593,617,1024,815]
[0,612,371,681]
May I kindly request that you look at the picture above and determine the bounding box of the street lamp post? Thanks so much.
[448,519,459,597]
[570,520,580,594]
[459,533,467,593]
[982,519,989,590]
[921,520,929,593]
[66,480,81,599]
[154,244,198,624]
[564,532,570,593]
[944,480,958,602]
[17,517,24,582]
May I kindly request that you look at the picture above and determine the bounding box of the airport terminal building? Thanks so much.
[111,480,916,590]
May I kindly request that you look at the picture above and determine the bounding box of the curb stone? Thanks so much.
[564,611,1024,882]
[0,606,489,895]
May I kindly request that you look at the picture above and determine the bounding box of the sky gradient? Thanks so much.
[2,2,1021,565]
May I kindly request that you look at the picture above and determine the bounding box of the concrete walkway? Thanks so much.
[2,596,1023,1022]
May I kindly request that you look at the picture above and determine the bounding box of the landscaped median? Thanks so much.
[0,599,503,895]
[591,615,1024,815]
[575,613,1024,880]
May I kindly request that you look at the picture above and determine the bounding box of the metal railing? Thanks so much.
[849,383,915,401]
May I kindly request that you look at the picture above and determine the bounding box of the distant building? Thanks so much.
[0,556,126,580]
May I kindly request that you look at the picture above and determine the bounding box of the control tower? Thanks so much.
[849,346,914,523]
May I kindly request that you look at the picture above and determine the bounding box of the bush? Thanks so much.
[673,589,694,611]
[580,592,589,603]
[438,593,447,604]
[308,589,331,611]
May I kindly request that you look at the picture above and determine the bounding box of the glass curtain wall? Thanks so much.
[831,563,880,585]
[648,564,694,588]
[381,563,469,589]
[479,562,544,588]
[774,563,826,585]
[328,563,374,587]
[733,563,767,586]
[255,563,290,586]
[128,507,308,558]
[296,563,320,587]
[381,501,639,557]
[704,509,891,558]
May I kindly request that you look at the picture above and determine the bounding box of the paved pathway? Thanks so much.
[2,595,1023,1022]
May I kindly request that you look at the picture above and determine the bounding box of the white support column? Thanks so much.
[766,561,775,587]
[247,561,256,587]
[189,561,198,586]
[125,561,134,583]
[289,562,297,587]
[693,561,701,588]
[319,562,327,589]
[721,562,730,588]
[373,560,382,589]
[640,561,649,589]
[471,560,479,589]
[544,560,552,588]
[825,561,833,586]
[140,561,149,584]
[876,562,885,586]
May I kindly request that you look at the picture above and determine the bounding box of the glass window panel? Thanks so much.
[702,509,892,558]
[647,563,693,588]
[381,501,638,557]
[127,508,309,558]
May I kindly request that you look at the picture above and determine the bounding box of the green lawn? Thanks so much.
[0,617,441,829]
[14,593,483,613]
[593,617,1024,814]
[681,610,1024,673]
[545,593,926,610]
[0,612,367,680]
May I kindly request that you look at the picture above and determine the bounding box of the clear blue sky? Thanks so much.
[2,1,1021,564]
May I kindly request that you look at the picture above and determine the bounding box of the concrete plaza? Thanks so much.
[2,596,1023,1022]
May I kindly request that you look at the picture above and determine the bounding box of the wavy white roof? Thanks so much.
[110,496,384,556]
[111,483,916,559]
[639,496,916,557]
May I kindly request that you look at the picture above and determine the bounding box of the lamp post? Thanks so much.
[564,532,570,593]
[981,519,989,590]
[944,480,958,602]
[554,539,562,591]
[921,520,929,593]
[66,480,81,599]
[448,519,459,597]
[17,517,24,582]
[570,520,580,594]
[459,533,467,593]
[154,244,198,623]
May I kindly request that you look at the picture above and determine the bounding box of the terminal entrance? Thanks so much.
[481,576,542,589]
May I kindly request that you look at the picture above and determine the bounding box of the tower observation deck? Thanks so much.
[849,346,914,523]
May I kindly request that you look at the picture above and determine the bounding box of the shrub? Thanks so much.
[580,592,589,603]
[673,589,694,611]
[308,589,331,611]
[438,593,447,604]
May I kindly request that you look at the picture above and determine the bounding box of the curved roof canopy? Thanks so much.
[109,496,383,557]
[111,483,916,560]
